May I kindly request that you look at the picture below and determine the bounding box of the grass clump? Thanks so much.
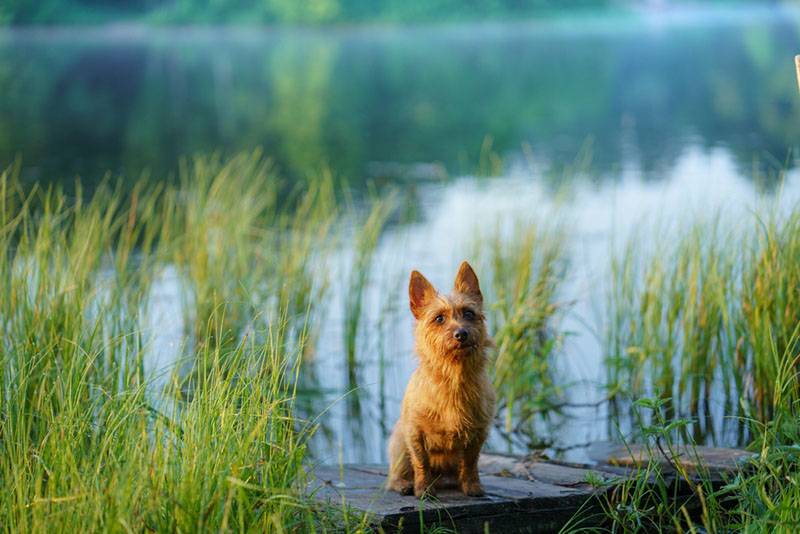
[719,329,800,532]
[605,207,800,443]
[474,219,569,449]
[601,205,800,533]
[343,197,393,392]
[565,397,722,533]
[0,156,341,532]
[8,146,800,532]
[167,152,337,353]
[572,337,800,533]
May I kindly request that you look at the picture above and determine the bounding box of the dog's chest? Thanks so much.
[420,388,485,438]
[423,428,462,453]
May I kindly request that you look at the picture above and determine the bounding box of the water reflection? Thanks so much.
[5,5,800,464]
[1,6,799,186]
[304,144,800,464]
[138,143,799,464]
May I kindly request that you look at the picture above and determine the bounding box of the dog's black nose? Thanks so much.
[454,328,469,342]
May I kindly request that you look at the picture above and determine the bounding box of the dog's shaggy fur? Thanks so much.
[386,261,495,498]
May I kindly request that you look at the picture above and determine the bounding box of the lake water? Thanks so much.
[3,5,799,186]
[3,5,800,464]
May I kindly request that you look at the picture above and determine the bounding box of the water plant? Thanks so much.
[474,219,569,449]
[604,205,800,444]
[0,158,332,532]
[600,205,800,532]
[6,146,800,532]
[343,196,393,391]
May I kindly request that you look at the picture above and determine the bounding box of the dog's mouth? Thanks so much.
[454,341,477,352]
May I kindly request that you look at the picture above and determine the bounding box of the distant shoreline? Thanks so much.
[1,2,795,30]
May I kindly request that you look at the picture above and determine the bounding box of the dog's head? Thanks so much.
[409,261,489,359]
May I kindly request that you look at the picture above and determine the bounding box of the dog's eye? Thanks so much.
[434,314,445,324]
[463,309,475,320]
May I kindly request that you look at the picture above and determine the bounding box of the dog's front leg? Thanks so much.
[406,430,434,497]
[458,436,485,497]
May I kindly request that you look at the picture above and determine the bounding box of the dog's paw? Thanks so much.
[388,479,414,495]
[461,482,485,497]
[414,482,436,499]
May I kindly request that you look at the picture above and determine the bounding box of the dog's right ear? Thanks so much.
[409,270,436,320]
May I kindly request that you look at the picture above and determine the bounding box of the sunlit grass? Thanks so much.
[604,206,800,442]
[0,156,335,532]
[600,204,800,532]
[5,148,800,531]
[473,219,569,449]
[0,152,461,532]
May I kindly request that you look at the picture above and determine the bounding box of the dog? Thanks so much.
[385,261,495,498]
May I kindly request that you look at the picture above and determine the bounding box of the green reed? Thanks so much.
[571,329,800,533]
[725,328,800,532]
[605,205,800,441]
[595,203,800,531]
[0,157,341,532]
[343,197,393,390]
[168,152,337,350]
[474,219,569,447]
[8,147,800,532]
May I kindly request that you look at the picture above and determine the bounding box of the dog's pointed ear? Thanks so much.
[409,270,436,319]
[453,261,482,303]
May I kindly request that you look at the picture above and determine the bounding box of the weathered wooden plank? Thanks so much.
[601,444,753,473]
[308,446,750,532]
[479,453,614,487]
[309,458,603,533]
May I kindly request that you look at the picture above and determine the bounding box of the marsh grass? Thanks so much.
[169,152,337,354]
[474,219,570,448]
[569,331,800,533]
[0,156,347,532]
[0,152,454,532]
[720,327,800,532]
[564,397,723,533]
[605,206,800,444]
[343,196,394,392]
[7,147,800,532]
[601,205,800,532]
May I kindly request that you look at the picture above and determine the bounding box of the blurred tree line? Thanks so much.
[1,15,797,186]
[1,0,612,25]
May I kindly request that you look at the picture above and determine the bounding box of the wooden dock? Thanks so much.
[307,445,752,533]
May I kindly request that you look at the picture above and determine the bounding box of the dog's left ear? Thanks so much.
[453,261,482,303]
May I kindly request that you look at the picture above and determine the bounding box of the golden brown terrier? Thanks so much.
[386,261,495,498]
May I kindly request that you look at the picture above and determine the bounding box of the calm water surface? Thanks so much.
[2,6,799,185]
[4,5,800,463]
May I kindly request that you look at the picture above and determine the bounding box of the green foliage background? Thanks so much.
[1,0,613,25]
